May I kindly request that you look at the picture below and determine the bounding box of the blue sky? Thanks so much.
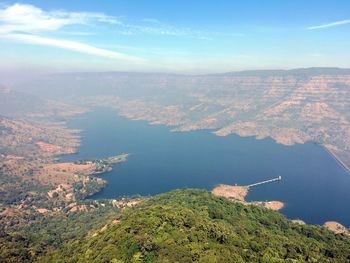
[0,0,349,73]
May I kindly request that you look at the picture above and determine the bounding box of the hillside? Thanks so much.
[42,189,350,263]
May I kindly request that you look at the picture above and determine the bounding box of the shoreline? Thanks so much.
[322,145,350,175]
[60,110,350,227]
[66,107,350,177]
[211,184,285,211]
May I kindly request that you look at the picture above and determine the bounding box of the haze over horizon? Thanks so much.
[1,0,350,75]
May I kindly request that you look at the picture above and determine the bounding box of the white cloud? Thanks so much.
[1,33,144,63]
[308,19,350,30]
[117,23,214,40]
[0,3,121,33]
[0,3,142,63]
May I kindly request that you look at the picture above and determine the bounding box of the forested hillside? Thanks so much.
[41,189,350,263]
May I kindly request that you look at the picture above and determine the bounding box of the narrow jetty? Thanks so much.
[246,176,282,188]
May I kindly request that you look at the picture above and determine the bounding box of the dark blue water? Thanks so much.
[63,108,350,226]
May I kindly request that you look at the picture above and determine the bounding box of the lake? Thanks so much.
[63,108,350,226]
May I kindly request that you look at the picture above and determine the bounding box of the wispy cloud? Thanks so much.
[0,4,217,39]
[128,24,212,39]
[2,34,144,62]
[0,3,121,33]
[307,19,350,30]
[0,3,143,63]
[116,18,214,40]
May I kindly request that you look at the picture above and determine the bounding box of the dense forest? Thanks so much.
[31,189,350,263]
[0,205,121,262]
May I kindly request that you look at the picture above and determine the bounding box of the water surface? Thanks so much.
[63,108,350,226]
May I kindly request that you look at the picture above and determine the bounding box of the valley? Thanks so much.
[18,68,350,173]
[1,68,350,262]
[2,1,349,261]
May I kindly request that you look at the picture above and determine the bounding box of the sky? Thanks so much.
[0,0,349,73]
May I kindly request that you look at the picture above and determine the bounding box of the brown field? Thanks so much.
[36,141,76,155]
[36,162,96,186]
